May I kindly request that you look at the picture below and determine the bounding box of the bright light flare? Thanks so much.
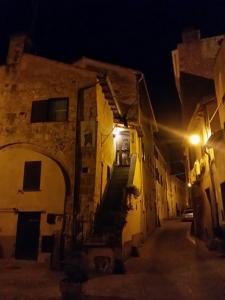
[113,127,123,139]
[189,134,201,145]
[187,182,192,188]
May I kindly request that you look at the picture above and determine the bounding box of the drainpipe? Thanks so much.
[73,81,99,246]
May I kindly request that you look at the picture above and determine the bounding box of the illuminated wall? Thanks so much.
[0,147,65,260]
[77,82,116,239]
[213,40,225,226]
[94,83,115,209]
[122,129,143,254]
[186,111,217,240]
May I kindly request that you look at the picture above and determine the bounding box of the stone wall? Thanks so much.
[178,35,223,79]
[0,52,97,253]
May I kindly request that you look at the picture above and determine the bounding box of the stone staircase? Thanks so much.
[83,166,130,275]
[94,166,130,235]
[103,166,129,210]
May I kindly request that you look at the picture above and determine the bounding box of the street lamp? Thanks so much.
[189,134,201,145]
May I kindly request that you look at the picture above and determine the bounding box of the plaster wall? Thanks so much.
[95,83,115,207]
[78,82,116,239]
[122,129,143,257]
[0,147,65,258]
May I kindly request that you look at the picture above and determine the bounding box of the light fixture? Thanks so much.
[189,134,201,145]
[113,127,122,139]
[187,182,192,188]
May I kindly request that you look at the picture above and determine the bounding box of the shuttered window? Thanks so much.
[23,161,41,191]
[31,98,68,123]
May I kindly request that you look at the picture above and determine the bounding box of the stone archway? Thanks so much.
[0,142,72,262]
[0,142,71,195]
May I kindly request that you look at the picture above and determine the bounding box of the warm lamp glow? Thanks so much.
[189,134,200,145]
[113,127,122,139]
[187,182,192,188]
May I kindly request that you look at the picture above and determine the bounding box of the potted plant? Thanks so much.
[59,251,88,300]
[126,184,140,199]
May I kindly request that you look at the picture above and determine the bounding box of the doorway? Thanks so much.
[15,212,41,260]
[115,130,130,166]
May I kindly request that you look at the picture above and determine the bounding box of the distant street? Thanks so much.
[85,220,225,300]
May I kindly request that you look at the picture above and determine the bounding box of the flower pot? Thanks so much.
[59,279,83,300]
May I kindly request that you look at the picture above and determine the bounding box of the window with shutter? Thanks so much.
[31,98,68,123]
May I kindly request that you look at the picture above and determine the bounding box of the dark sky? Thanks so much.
[0,0,225,129]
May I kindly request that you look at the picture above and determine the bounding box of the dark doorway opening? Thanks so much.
[15,212,41,260]
[220,182,225,221]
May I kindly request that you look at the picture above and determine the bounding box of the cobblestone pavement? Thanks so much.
[0,259,62,300]
[2,220,225,300]
[84,220,225,300]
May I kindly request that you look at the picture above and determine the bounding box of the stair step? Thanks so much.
[94,165,130,233]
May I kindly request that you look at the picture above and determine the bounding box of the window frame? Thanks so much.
[31,97,69,123]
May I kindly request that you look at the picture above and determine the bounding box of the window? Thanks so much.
[31,97,68,123]
[23,161,41,191]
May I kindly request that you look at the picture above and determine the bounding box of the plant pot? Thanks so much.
[59,279,83,300]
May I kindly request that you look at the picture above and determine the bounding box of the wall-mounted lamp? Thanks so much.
[189,134,201,145]
[113,127,122,139]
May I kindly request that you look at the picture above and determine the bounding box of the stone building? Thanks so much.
[168,175,187,218]
[211,38,225,235]
[154,143,186,223]
[172,30,225,242]
[154,144,169,223]
[0,35,159,262]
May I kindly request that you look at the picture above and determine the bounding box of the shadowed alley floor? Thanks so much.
[84,220,225,300]
[1,220,225,299]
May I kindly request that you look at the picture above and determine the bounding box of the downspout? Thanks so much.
[73,80,99,245]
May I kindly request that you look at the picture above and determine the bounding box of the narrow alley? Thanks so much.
[84,220,225,300]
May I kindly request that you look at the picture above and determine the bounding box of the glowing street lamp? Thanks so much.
[189,134,200,145]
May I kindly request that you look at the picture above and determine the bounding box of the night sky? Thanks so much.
[0,0,225,159]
